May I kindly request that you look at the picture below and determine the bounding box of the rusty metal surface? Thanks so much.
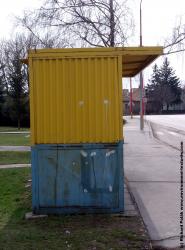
[31,142,124,214]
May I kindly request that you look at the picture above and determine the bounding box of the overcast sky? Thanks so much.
[0,0,39,38]
[130,0,185,88]
[0,0,185,88]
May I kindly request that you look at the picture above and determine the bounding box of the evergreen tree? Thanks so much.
[159,58,181,108]
[146,64,163,112]
[0,73,4,121]
[146,58,181,112]
[0,35,30,128]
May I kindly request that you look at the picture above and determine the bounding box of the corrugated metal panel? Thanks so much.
[27,46,163,77]
[31,142,124,214]
[30,56,123,144]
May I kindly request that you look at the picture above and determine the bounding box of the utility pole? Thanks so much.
[140,0,144,130]
[130,78,133,118]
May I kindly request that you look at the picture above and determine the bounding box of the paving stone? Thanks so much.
[25,212,48,220]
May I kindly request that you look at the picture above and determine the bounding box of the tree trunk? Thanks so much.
[18,117,21,130]
[110,0,115,47]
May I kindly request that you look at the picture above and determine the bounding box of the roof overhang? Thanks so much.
[22,46,163,77]
[120,47,163,77]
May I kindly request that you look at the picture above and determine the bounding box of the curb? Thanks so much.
[124,177,153,249]
[144,119,154,138]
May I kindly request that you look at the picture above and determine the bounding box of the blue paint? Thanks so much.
[31,142,124,214]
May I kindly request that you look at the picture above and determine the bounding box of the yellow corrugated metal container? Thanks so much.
[29,55,122,144]
[28,47,163,144]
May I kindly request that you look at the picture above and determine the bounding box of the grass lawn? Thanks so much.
[0,168,151,250]
[0,134,30,146]
[0,151,30,165]
[0,127,30,132]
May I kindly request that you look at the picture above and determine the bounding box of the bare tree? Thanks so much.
[164,17,185,55]
[17,0,134,48]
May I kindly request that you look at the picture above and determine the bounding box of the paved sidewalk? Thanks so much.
[0,146,31,151]
[124,182,139,217]
[0,131,30,134]
[124,117,185,249]
[0,163,31,169]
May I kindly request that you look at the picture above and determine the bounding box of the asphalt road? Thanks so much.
[145,114,185,151]
[145,114,185,131]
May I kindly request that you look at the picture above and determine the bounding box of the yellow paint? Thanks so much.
[28,47,163,144]
[28,46,163,77]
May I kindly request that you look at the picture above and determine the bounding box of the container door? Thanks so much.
[81,148,119,208]
[56,149,83,207]
[38,149,57,207]
[56,148,119,208]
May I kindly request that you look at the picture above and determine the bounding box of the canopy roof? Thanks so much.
[120,47,163,77]
[23,46,163,77]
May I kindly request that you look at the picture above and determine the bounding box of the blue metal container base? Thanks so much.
[31,142,124,214]
[33,206,123,215]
